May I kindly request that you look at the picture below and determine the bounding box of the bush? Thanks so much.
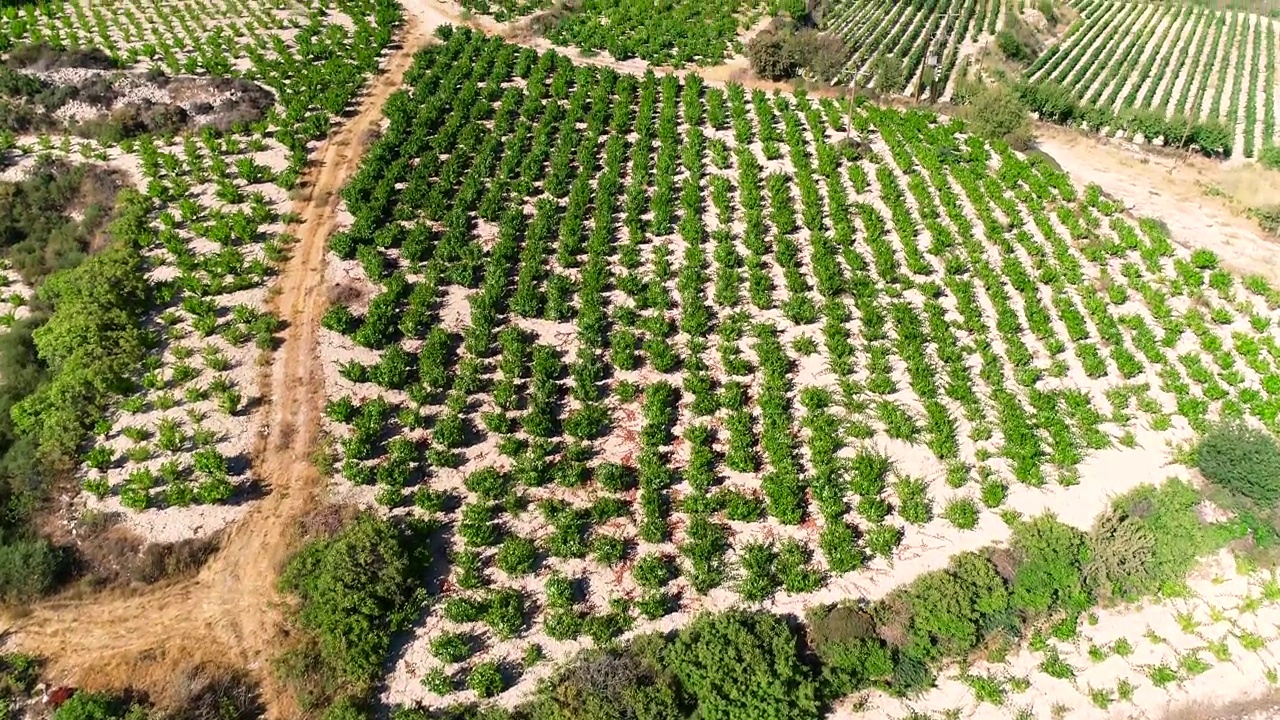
[278,514,427,705]
[666,610,819,720]
[1016,80,1077,123]
[0,535,61,602]
[1260,146,1280,170]
[531,648,682,720]
[51,692,143,720]
[885,569,979,662]
[806,604,876,652]
[815,635,892,698]
[995,30,1033,63]
[1195,422,1280,507]
[871,54,904,92]
[806,605,891,697]
[791,29,850,81]
[961,84,1033,150]
[747,29,799,81]
[1086,479,1205,603]
[1009,515,1090,616]
[467,661,505,699]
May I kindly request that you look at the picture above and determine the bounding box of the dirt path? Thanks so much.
[0,16,431,717]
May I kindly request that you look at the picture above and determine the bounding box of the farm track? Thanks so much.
[0,14,432,718]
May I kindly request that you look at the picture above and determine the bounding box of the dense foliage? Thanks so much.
[1195,422,1280,507]
[279,514,430,713]
[396,482,1215,719]
[0,159,122,282]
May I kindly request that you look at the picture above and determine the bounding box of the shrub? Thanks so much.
[747,28,799,81]
[791,29,850,81]
[807,604,876,652]
[278,515,427,703]
[467,661,505,699]
[51,692,140,720]
[1194,422,1280,507]
[995,30,1033,63]
[1008,515,1090,616]
[1085,479,1205,602]
[886,570,979,661]
[666,610,819,720]
[1260,146,1280,171]
[962,84,1033,150]
[871,54,904,92]
[0,652,39,697]
[0,536,60,602]
[495,535,537,576]
[533,648,682,720]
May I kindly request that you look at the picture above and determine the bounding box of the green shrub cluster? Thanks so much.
[1194,422,1280,507]
[0,176,141,602]
[278,513,430,715]
[401,482,1208,720]
[1016,81,1233,156]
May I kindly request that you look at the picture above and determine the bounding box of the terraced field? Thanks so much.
[317,26,1280,710]
[1031,0,1279,157]
[822,0,1015,95]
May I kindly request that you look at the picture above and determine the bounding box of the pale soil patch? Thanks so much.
[1033,126,1280,285]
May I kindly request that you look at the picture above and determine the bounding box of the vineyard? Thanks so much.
[1029,0,1279,157]
[0,0,401,537]
[459,0,783,65]
[822,0,1017,96]
[5,0,1280,716]
[315,25,1280,709]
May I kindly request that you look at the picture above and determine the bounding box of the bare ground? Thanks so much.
[0,16,430,718]
[1034,123,1280,285]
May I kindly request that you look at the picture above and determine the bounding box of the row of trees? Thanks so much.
[1017,80,1234,155]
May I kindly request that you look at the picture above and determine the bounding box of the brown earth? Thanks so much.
[1034,124,1280,285]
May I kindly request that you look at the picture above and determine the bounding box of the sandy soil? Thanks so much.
[1033,126,1280,285]
[0,15,435,719]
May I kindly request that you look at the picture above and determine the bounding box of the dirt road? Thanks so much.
[0,16,431,717]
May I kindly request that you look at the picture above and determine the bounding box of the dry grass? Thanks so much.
[1210,165,1280,213]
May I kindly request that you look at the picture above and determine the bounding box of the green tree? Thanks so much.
[747,29,799,81]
